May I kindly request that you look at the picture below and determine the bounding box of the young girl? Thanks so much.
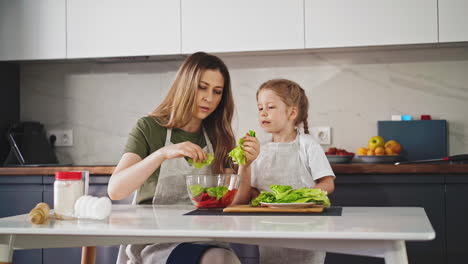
[236,79,335,264]
[108,52,241,264]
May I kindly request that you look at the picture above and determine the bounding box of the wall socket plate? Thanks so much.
[47,129,73,147]
[311,126,331,145]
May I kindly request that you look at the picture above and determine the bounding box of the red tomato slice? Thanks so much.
[221,189,238,207]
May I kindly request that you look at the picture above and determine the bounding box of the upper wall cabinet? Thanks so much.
[439,0,468,42]
[67,0,180,59]
[0,0,66,61]
[304,0,438,48]
[181,0,304,54]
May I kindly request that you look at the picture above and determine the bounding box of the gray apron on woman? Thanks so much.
[253,132,326,264]
[116,128,219,264]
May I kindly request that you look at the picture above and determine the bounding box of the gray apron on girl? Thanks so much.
[253,132,326,264]
[116,128,225,264]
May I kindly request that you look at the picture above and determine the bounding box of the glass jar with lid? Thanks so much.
[54,171,89,219]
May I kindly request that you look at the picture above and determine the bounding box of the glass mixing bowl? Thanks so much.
[185,174,240,208]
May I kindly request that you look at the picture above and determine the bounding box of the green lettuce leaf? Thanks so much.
[270,185,293,200]
[228,130,256,165]
[189,184,205,198]
[188,153,214,169]
[250,184,331,207]
[206,186,229,200]
[250,191,276,206]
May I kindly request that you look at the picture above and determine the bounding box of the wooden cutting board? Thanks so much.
[223,205,324,213]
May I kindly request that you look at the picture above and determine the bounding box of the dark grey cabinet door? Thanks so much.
[0,176,43,264]
[325,174,445,264]
[445,175,468,264]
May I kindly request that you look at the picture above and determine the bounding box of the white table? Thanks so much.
[0,205,435,264]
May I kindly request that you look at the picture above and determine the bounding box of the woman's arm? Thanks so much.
[108,151,165,200]
[108,141,208,200]
[313,175,335,194]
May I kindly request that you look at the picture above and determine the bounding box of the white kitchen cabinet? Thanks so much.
[0,0,66,61]
[181,0,304,54]
[67,0,180,59]
[305,0,438,48]
[439,0,468,42]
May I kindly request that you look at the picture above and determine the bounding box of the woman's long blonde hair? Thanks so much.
[257,79,310,134]
[149,52,235,173]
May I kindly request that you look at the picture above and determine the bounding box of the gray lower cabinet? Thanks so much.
[325,174,446,264]
[445,174,468,264]
[0,176,43,263]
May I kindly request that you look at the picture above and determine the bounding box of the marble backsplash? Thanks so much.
[20,46,468,165]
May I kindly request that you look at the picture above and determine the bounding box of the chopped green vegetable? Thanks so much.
[188,153,214,169]
[270,184,293,200]
[228,130,256,165]
[250,191,276,206]
[206,186,229,200]
[250,185,331,207]
[189,184,205,198]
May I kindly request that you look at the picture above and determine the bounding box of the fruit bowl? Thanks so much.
[326,155,354,164]
[185,174,240,208]
[357,155,401,164]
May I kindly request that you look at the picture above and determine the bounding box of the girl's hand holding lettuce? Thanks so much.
[251,184,331,207]
[229,130,256,165]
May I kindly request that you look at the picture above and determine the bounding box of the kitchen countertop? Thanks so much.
[0,164,468,175]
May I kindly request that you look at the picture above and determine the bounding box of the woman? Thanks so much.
[108,52,240,264]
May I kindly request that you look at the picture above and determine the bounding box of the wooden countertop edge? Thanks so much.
[0,166,115,175]
[1,164,468,175]
[332,164,468,174]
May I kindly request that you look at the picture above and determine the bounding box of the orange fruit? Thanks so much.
[374,146,385,155]
[385,147,393,155]
[367,149,374,155]
[357,147,368,156]
[384,140,402,154]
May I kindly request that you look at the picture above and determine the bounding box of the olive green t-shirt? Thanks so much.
[124,116,207,204]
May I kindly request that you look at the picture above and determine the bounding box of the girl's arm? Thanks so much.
[304,136,336,195]
[231,134,260,205]
[226,166,259,205]
[314,175,335,194]
[231,164,253,205]
[108,142,208,200]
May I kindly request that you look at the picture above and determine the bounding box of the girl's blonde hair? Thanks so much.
[256,79,310,134]
[149,52,235,173]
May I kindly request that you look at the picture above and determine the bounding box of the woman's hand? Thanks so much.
[242,133,260,167]
[158,141,207,163]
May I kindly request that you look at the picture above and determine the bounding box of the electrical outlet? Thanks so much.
[47,129,73,147]
[311,126,331,145]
